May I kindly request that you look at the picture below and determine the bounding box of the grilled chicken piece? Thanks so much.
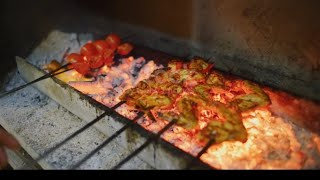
[173,96,199,129]
[200,102,248,143]
[121,58,271,145]
[164,84,183,99]
[229,80,271,112]
[136,94,172,111]
[158,97,199,129]
[188,58,213,73]
[121,87,173,122]
[159,94,248,143]
[120,80,173,112]
[120,81,150,106]
[194,74,232,103]
[194,84,213,100]
[180,95,247,143]
[206,72,225,86]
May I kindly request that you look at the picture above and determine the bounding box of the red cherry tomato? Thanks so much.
[104,57,114,66]
[102,49,115,66]
[105,33,121,50]
[87,55,105,69]
[72,62,90,75]
[93,40,110,54]
[80,43,98,56]
[117,43,133,56]
[66,53,84,63]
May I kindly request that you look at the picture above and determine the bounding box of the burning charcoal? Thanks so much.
[13,32,320,170]
[112,77,124,88]
[130,57,147,76]
[107,89,117,97]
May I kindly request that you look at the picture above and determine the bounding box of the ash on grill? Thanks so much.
[1,30,320,169]
[0,31,153,169]
[69,57,161,110]
[54,38,320,169]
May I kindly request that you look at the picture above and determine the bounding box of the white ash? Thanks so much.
[2,30,319,169]
[69,56,162,108]
[27,31,94,67]
[3,70,25,92]
[59,28,320,169]
[78,140,154,170]
[0,80,152,169]
[111,77,124,88]
[201,110,320,169]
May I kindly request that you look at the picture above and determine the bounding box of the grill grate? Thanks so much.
[70,111,144,169]
[111,119,177,170]
[0,64,71,99]
[2,28,319,170]
[11,70,213,170]
[17,98,212,169]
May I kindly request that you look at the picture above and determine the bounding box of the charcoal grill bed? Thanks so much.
[8,48,211,169]
[1,31,319,170]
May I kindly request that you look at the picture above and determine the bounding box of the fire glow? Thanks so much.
[55,56,320,169]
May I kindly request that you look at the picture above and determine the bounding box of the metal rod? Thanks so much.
[71,112,144,169]
[184,138,215,170]
[111,119,177,170]
[18,101,125,169]
[111,101,126,110]
[0,63,71,99]
[34,101,124,161]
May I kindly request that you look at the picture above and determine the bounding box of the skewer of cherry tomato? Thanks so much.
[66,33,134,76]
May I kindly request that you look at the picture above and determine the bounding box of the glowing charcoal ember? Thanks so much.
[69,78,112,95]
[16,30,320,169]
[68,56,161,109]
[200,109,312,169]
[53,54,320,169]
[134,61,161,86]
[313,136,320,153]
[115,104,138,120]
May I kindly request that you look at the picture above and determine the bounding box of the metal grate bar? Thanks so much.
[34,101,125,161]
[111,101,126,110]
[0,63,71,99]
[71,112,144,169]
[18,101,125,169]
[111,119,177,170]
[184,138,215,170]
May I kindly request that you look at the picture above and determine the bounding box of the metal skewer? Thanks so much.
[184,138,215,170]
[18,101,125,169]
[0,63,71,99]
[71,112,144,169]
[111,119,177,170]
[35,101,125,161]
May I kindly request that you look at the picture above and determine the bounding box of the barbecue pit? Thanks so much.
[1,1,320,170]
